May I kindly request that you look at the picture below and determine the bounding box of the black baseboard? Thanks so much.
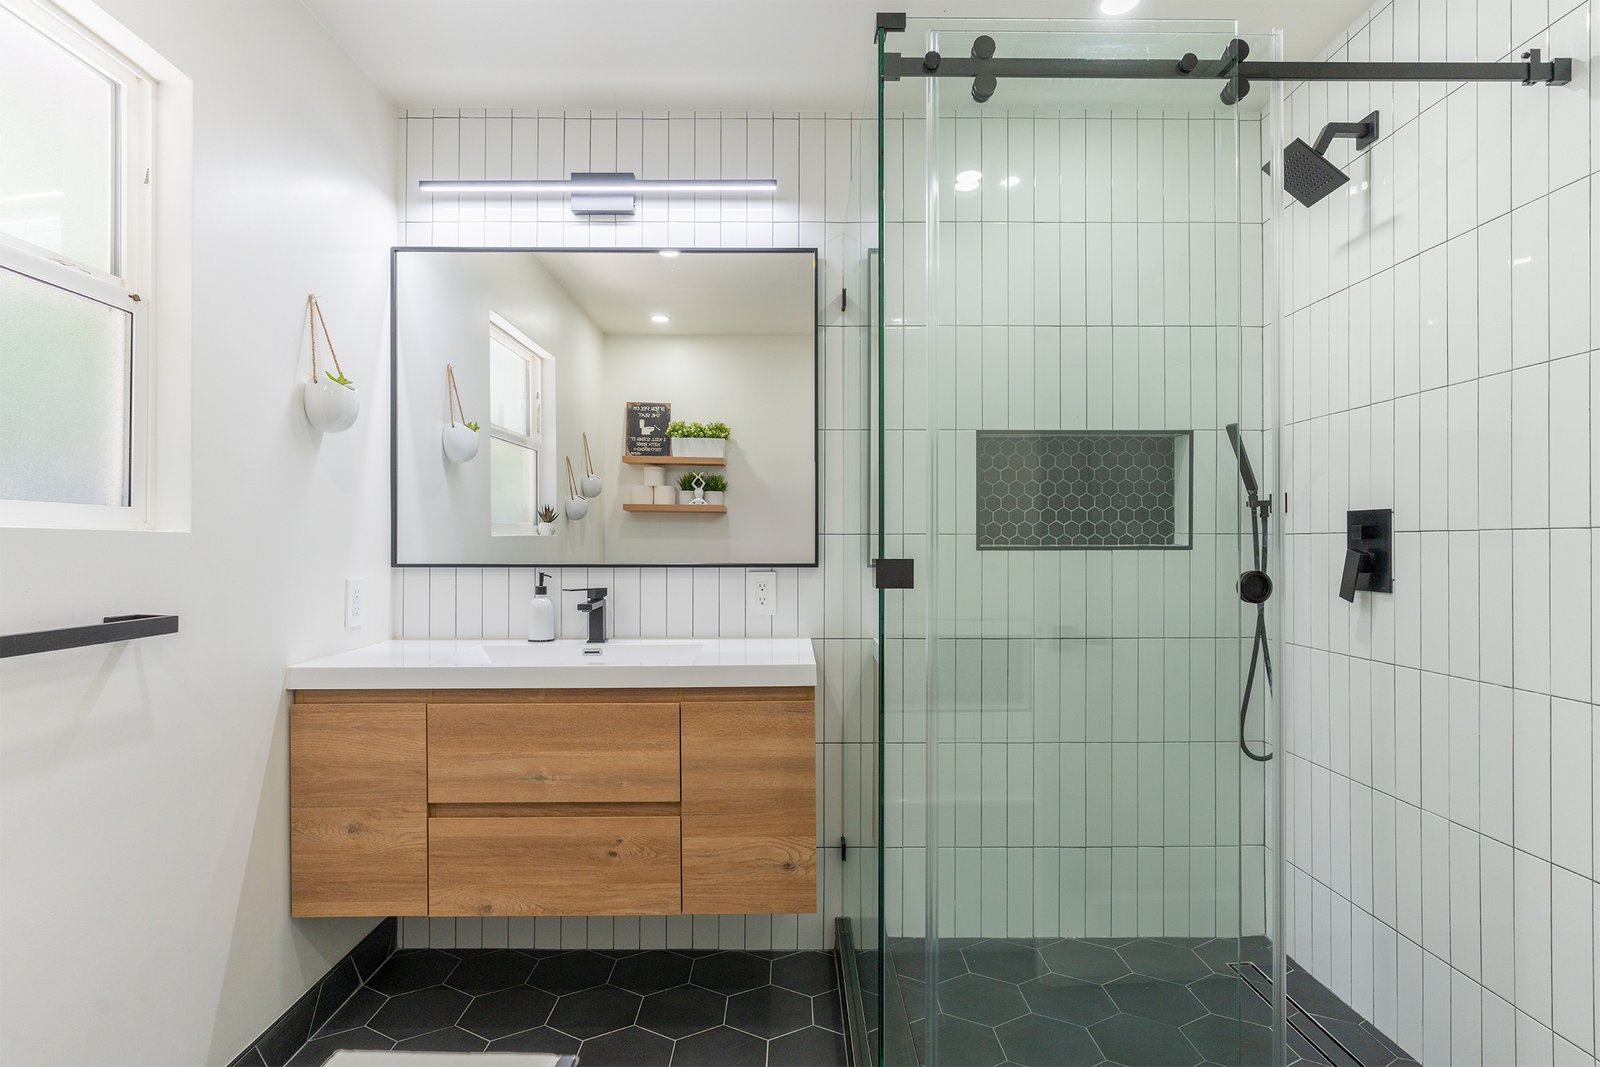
[228,918,395,1067]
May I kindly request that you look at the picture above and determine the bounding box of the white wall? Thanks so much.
[878,103,1276,943]
[0,2,396,1063]
[392,109,875,952]
[1280,0,1599,1061]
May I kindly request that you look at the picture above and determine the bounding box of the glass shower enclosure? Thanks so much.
[859,16,1283,1067]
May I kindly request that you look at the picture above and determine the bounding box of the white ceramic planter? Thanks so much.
[705,490,726,506]
[652,486,677,505]
[565,496,589,521]
[537,521,554,536]
[441,424,480,463]
[671,437,727,458]
[678,489,699,504]
[580,474,603,498]
[303,379,359,433]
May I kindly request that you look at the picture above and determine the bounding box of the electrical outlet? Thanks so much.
[748,570,777,617]
[344,578,365,628]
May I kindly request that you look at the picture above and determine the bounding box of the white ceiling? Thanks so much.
[532,250,817,336]
[303,0,1371,113]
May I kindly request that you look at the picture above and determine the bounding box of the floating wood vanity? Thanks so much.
[285,639,817,919]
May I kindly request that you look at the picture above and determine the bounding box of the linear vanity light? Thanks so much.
[418,172,778,217]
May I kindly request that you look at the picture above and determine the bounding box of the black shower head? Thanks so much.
[1225,423,1260,501]
[1283,137,1350,207]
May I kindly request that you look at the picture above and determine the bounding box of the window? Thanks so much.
[487,314,550,535]
[0,0,153,527]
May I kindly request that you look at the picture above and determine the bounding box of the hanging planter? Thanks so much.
[579,433,603,498]
[441,363,480,463]
[302,294,359,433]
[564,457,589,520]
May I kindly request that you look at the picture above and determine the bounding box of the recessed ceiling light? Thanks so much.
[658,249,680,257]
[1100,0,1139,13]
[651,314,670,324]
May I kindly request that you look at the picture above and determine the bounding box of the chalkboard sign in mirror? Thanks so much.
[392,248,818,567]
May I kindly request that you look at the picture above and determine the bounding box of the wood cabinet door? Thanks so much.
[680,697,816,914]
[428,814,682,915]
[290,702,427,917]
[427,703,680,804]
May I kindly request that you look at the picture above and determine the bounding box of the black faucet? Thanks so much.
[566,586,608,644]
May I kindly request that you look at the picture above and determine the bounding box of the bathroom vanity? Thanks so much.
[283,639,816,919]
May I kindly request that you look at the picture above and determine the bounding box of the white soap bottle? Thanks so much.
[528,572,556,642]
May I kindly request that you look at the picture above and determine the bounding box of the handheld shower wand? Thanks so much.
[1226,424,1274,763]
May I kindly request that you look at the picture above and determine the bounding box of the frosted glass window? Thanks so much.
[0,6,119,276]
[490,437,536,530]
[489,334,531,437]
[0,265,132,506]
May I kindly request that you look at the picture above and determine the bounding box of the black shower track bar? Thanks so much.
[881,52,1573,88]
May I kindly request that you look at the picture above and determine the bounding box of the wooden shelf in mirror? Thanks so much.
[622,504,728,514]
[621,455,726,467]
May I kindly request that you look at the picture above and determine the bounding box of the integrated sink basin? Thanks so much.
[285,637,815,690]
[481,640,705,667]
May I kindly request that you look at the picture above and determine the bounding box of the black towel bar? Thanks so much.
[0,614,180,659]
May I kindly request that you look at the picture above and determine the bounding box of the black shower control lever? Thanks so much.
[1340,509,1393,602]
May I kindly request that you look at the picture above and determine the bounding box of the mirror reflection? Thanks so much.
[393,248,819,567]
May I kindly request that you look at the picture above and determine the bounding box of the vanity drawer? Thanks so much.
[427,703,680,804]
[428,813,682,915]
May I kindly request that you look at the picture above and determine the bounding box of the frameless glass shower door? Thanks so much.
[876,18,1281,1067]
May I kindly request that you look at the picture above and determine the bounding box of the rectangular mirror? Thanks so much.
[392,248,819,567]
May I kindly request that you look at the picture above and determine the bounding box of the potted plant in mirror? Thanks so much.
[677,470,706,505]
[702,473,726,505]
[441,363,481,462]
[537,505,557,536]
[668,420,730,458]
[302,295,360,433]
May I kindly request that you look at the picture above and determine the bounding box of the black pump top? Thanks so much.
[536,572,551,595]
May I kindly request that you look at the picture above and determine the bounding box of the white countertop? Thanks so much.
[285,638,816,690]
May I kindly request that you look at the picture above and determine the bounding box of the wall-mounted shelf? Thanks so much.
[622,455,726,467]
[623,504,728,514]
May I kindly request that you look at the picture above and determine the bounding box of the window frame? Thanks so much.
[487,312,553,537]
[0,0,155,530]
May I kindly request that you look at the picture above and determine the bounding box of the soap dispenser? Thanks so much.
[529,572,556,642]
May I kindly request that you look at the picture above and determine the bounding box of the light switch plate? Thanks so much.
[748,571,777,617]
[345,578,365,628]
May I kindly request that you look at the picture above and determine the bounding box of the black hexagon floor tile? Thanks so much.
[963,939,1050,984]
[611,950,694,994]
[1104,975,1208,1025]
[1019,973,1119,1026]
[530,951,615,994]
[548,984,641,1039]
[364,951,457,995]
[692,951,773,995]
[1089,1013,1203,1067]
[391,1025,488,1052]
[937,972,1029,1027]
[639,983,727,1039]
[1040,939,1132,983]
[769,1025,849,1066]
[773,950,838,994]
[994,1013,1103,1067]
[458,985,557,1039]
[367,986,470,1040]
[673,1024,769,1066]
[578,1024,674,1066]
[1118,939,1214,983]
[727,984,814,1039]
[445,950,535,994]
[486,1024,581,1055]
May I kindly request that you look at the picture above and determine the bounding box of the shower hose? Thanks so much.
[1240,503,1274,763]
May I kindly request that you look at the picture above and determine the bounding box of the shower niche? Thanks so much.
[975,430,1192,550]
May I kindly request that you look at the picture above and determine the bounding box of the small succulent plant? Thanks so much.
[538,505,558,523]
[701,473,727,492]
[463,420,480,432]
[324,370,353,387]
